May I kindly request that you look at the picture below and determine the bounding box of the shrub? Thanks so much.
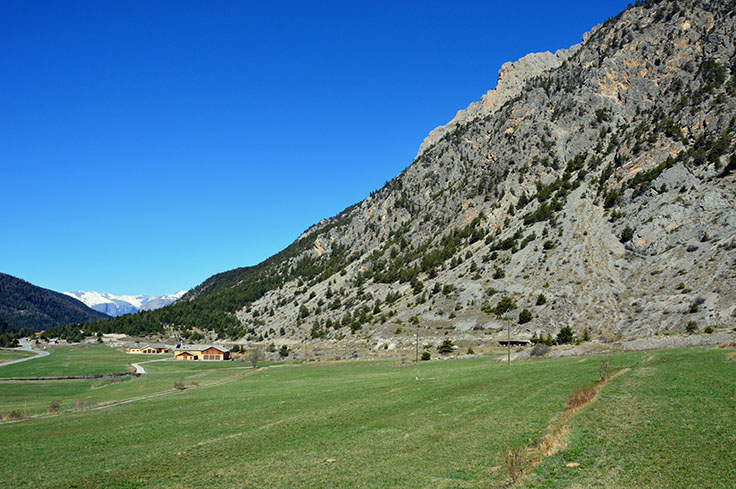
[518,309,533,324]
[174,379,187,390]
[421,351,431,361]
[536,293,547,305]
[704,326,714,334]
[279,345,289,358]
[685,321,698,333]
[48,400,61,413]
[530,343,549,357]
[620,226,634,243]
[466,347,475,355]
[556,326,575,344]
[494,296,517,317]
[690,297,706,314]
[437,339,454,354]
[504,447,527,484]
[599,357,611,382]
[493,267,506,279]
[8,410,24,419]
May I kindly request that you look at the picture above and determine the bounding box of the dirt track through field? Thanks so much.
[509,367,630,485]
[0,366,271,424]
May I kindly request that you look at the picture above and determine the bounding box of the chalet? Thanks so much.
[173,345,230,361]
[127,343,168,354]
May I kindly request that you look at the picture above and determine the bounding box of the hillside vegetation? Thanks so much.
[48,0,736,349]
[0,273,108,335]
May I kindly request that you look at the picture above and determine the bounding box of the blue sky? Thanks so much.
[1,1,630,295]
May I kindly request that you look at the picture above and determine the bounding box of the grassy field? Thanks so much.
[0,349,36,363]
[527,347,736,488]
[0,347,246,416]
[0,344,132,378]
[0,345,734,488]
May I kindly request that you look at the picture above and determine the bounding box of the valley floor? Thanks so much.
[0,344,734,488]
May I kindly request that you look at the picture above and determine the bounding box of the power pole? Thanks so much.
[507,317,511,366]
[415,324,419,362]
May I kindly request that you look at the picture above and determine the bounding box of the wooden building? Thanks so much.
[173,345,230,361]
[127,343,168,354]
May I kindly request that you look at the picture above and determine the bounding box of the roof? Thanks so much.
[175,345,230,353]
[129,342,167,349]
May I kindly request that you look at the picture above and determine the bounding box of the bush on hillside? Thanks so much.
[530,343,549,357]
[685,321,698,334]
[518,309,533,324]
[556,326,575,344]
[437,339,454,354]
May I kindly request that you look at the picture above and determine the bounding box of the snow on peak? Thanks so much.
[63,289,186,316]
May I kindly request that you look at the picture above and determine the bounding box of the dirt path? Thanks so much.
[129,357,174,374]
[1,364,273,424]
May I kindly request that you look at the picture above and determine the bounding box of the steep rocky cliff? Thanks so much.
[75,0,736,349]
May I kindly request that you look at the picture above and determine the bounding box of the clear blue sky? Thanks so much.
[1,1,630,296]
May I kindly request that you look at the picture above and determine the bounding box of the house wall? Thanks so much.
[174,347,229,360]
[201,347,229,360]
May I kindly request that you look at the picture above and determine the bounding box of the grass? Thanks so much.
[0,349,36,363]
[0,353,251,416]
[527,347,736,488]
[0,344,132,378]
[0,346,733,488]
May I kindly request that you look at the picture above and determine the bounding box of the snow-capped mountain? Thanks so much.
[63,290,187,317]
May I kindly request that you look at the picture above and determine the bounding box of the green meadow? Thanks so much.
[0,345,734,488]
[0,344,132,378]
[0,349,36,363]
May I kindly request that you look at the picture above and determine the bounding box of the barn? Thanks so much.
[173,345,230,361]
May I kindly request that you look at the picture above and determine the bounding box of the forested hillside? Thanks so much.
[0,273,108,334]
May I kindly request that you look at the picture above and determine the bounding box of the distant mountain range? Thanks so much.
[0,273,109,332]
[63,290,187,316]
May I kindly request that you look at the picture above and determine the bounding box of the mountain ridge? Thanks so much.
[47,0,736,349]
[0,273,109,333]
[63,290,187,317]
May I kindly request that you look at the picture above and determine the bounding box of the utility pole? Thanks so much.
[507,317,511,366]
[503,310,511,366]
[415,324,419,362]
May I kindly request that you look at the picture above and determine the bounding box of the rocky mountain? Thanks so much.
[52,0,736,349]
[0,273,109,332]
[63,290,186,316]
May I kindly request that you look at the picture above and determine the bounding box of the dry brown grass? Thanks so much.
[504,447,528,484]
[503,367,631,485]
[565,383,599,411]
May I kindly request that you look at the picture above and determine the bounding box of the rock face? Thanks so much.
[110,0,736,348]
[416,47,577,159]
